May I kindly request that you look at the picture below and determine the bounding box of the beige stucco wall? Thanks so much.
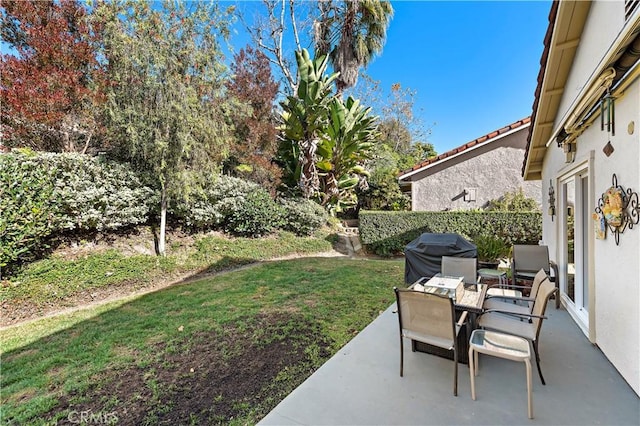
[539,2,640,394]
[410,129,541,211]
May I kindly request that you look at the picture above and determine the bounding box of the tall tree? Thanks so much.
[241,0,305,94]
[0,0,104,152]
[225,46,281,194]
[279,49,378,213]
[313,0,393,95]
[97,0,235,255]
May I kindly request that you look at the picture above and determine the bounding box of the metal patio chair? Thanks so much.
[511,245,560,308]
[441,256,478,285]
[394,287,467,396]
[478,278,558,385]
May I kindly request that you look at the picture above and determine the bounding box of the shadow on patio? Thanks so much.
[259,304,639,425]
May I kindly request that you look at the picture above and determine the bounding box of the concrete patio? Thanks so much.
[259,304,639,425]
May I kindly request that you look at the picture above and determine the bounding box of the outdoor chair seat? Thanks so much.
[477,311,536,340]
[478,278,557,385]
[483,269,548,315]
[469,329,534,419]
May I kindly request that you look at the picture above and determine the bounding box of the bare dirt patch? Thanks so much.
[45,312,332,425]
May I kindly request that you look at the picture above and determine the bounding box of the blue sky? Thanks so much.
[362,0,552,154]
[231,0,551,155]
[2,0,551,157]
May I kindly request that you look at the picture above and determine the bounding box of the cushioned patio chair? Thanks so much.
[394,287,467,396]
[478,278,558,385]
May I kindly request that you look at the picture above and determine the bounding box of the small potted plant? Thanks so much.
[473,235,509,269]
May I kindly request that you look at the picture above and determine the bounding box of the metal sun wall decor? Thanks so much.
[595,174,640,245]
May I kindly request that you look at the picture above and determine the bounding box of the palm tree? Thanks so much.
[313,0,393,96]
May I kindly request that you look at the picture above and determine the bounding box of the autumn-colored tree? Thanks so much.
[0,0,104,152]
[225,46,281,194]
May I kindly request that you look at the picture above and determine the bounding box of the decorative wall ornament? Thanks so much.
[595,174,640,245]
[601,89,616,157]
[603,141,615,157]
[548,180,556,221]
[600,89,615,136]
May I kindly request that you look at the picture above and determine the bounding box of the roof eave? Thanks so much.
[524,1,591,180]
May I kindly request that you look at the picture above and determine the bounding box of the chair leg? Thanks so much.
[525,358,533,419]
[400,336,404,377]
[453,347,458,397]
[474,348,479,375]
[469,347,476,401]
[532,340,546,385]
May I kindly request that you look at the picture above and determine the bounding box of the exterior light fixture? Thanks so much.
[463,188,477,202]
[548,180,556,221]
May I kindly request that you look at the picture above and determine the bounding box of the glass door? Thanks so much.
[561,173,589,325]
[564,179,576,303]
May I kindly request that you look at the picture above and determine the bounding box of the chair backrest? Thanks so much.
[531,279,557,339]
[529,268,550,300]
[512,245,551,274]
[394,288,456,345]
[441,256,477,285]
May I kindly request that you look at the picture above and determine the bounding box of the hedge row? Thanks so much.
[1,151,157,271]
[359,211,542,256]
[1,152,327,275]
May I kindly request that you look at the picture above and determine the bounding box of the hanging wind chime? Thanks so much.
[601,88,615,156]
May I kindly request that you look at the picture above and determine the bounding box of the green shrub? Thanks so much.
[0,151,57,272]
[473,234,510,261]
[279,198,328,236]
[485,188,540,212]
[225,189,285,237]
[171,175,260,230]
[0,151,156,275]
[50,154,156,231]
[359,211,541,256]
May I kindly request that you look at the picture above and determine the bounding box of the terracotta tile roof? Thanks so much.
[399,116,531,179]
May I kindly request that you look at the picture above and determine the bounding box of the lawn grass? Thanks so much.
[0,231,335,309]
[1,257,404,425]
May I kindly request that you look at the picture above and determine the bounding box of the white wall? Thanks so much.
[542,76,640,395]
[591,80,640,396]
[555,1,626,127]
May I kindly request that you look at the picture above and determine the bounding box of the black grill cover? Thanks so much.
[404,233,477,284]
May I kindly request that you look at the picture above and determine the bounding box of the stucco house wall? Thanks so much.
[528,0,640,396]
[402,122,541,211]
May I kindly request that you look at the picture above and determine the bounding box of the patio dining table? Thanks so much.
[409,275,488,364]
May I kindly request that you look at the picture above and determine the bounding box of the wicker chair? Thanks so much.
[394,287,467,396]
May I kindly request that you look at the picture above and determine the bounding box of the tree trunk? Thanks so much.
[158,183,167,257]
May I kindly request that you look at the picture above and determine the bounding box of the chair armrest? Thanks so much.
[480,309,547,321]
[456,310,468,327]
[486,283,535,293]
[485,295,534,302]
